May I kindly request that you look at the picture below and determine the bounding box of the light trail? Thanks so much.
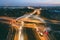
[32,15,46,23]
[0,16,20,30]
[16,10,36,20]
[16,9,46,23]
[18,21,24,40]
[0,9,51,40]
[16,9,48,40]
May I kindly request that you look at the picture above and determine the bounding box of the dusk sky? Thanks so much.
[0,0,60,6]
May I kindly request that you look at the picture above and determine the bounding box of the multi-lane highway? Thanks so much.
[0,9,59,40]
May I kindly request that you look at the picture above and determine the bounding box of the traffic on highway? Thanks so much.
[0,8,60,40]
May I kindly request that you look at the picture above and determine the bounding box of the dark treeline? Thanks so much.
[0,7,60,20]
[41,8,60,20]
[0,8,34,17]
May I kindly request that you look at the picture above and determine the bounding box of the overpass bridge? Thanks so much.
[0,9,58,40]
